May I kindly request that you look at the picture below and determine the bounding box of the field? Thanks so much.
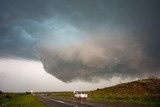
[0,93,46,107]
[48,91,74,99]
[49,78,160,106]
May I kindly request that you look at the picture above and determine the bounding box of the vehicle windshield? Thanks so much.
[76,92,87,94]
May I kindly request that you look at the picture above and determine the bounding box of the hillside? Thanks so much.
[88,78,160,105]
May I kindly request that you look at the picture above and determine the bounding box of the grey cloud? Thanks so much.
[0,0,160,82]
[36,35,160,82]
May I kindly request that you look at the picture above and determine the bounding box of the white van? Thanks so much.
[74,91,88,99]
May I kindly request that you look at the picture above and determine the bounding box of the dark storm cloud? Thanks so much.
[0,0,160,82]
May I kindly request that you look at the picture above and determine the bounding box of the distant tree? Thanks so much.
[5,94,11,98]
[26,92,31,95]
[148,75,158,80]
[0,90,3,95]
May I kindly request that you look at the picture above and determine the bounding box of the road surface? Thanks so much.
[37,95,95,107]
[37,95,153,107]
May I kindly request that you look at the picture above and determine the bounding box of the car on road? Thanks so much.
[74,91,88,99]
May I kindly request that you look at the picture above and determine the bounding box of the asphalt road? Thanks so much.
[37,95,95,107]
[37,95,153,107]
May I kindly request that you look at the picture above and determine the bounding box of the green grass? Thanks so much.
[89,96,160,105]
[0,94,46,107]
[48,91,74,99]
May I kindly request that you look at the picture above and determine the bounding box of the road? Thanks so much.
[37,95,95,107]
[37,95,153,107]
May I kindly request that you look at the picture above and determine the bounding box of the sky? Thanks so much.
[0,0,160,92]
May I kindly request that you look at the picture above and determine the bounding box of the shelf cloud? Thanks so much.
[0,0,160,82]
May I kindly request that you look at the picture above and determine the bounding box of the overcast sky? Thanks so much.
[0,0,160,92]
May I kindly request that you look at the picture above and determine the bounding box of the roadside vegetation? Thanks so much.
[0,92,46,107]
[49,78,160,106]
[88,78,160,105]
[48,91,74,99]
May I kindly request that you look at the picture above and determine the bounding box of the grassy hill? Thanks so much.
[87,78,160,105]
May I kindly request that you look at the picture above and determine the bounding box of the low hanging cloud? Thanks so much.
[0,0,160,83]
[36,34,159,82]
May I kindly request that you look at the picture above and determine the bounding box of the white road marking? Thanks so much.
[54,99,65,104]
[40,96,94,107]
[41,96,65,104]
